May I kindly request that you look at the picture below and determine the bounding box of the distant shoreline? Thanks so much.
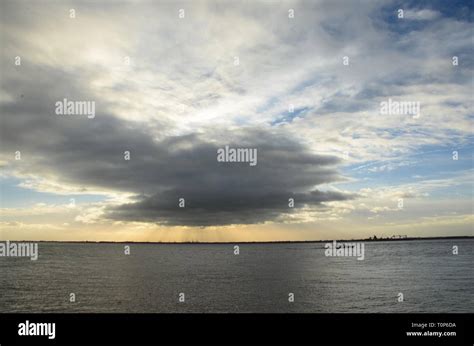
[3,235,472,245]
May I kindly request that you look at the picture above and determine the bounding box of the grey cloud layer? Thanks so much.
[0,63,351,226]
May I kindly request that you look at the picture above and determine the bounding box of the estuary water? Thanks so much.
[0,239,472,313]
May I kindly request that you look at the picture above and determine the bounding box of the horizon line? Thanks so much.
[1,235,472,245]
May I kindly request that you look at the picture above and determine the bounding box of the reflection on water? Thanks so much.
[0,239,472,313]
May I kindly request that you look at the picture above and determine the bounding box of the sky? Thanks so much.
[0,0,473,242]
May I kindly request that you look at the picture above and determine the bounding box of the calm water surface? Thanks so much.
[0,239,472,313]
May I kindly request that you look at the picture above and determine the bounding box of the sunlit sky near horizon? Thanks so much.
[0,0,473,242]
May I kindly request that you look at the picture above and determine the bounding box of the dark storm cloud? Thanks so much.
[107,189,351,226]
[102,130,352,226]
[0,61,352,226]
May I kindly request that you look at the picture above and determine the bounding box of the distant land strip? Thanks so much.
[6,236,473,245]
